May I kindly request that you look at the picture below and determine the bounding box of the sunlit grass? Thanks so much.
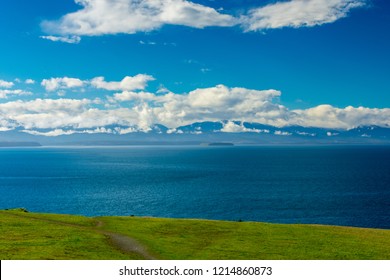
[1,209,389,260]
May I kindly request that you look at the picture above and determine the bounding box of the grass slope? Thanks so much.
[0,209,132,260]
[1,209,389,260]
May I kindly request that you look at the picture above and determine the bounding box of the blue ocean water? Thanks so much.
[0,146,389,229]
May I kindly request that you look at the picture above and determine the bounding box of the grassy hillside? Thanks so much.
[0,209,132,259]
[1,209,389,260]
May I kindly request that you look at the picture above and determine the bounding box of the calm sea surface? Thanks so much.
[0,146,389,229]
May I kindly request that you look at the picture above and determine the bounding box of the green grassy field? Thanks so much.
[1,208,389,260]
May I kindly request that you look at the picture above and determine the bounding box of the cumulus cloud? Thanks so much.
[95,84,390,130]
[0,97,155,132]
[111,84,288,128]
[0,85,287,133]
[42,0,236,36]
[0,98,90,114]
[40,0,367,40]
[91,74,155,91]
[292,105,390,129]
[39,75,154,93]
[241,0,366,31]
[0,79,14,88]
[40,35,81,44]
[25,79,36,85]
[0,98,109,130]
[221,121,263,133]
[41,77,85,92]
[1,82,390,135]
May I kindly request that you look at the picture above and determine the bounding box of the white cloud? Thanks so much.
[0,79,14,88]
[22,126,150,136]
[296,131,316,136]
[25,79,36,85]
[167,128,184,134]
[22,129,78,137]
[274,130,292,136]
[41,77,85,92]
[23,127,117,137]
[327,131,339,136]
[57,90,66,97]
[91,74,155,91]
[1,81,390,134]
[110,84,288,128]
[40,35,81,44]
[0,98,145,131]
[42,0,236,37]
[139,40,156,45]
[241,0,366,31]
[292,105,390,129]
[0,85,287,132]
[0,98,90,114]
[0,89,33,99]
[220,121,262,133]
[114,126,139,134]
[0,127,13,132]
[40,0,368,40]
[40,74,154,92]
[187,85,281,110]
[109,85,390,130]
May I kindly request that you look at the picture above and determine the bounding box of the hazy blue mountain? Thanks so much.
[176,121,224,133]
[0,122,389,146]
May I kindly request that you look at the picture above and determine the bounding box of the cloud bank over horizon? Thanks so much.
[40,0,367,42]
[0,74,389,136]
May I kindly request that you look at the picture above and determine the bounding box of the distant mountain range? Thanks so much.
[0,121,390,146]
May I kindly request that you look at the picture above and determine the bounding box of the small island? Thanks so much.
[200,142,234,146]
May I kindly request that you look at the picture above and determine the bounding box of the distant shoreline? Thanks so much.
[2,142,390,148]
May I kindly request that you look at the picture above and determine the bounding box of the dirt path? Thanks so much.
[95,219,156,259]
[1,211,156,260]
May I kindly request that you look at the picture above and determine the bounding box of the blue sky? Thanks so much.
[0,0,389,135]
